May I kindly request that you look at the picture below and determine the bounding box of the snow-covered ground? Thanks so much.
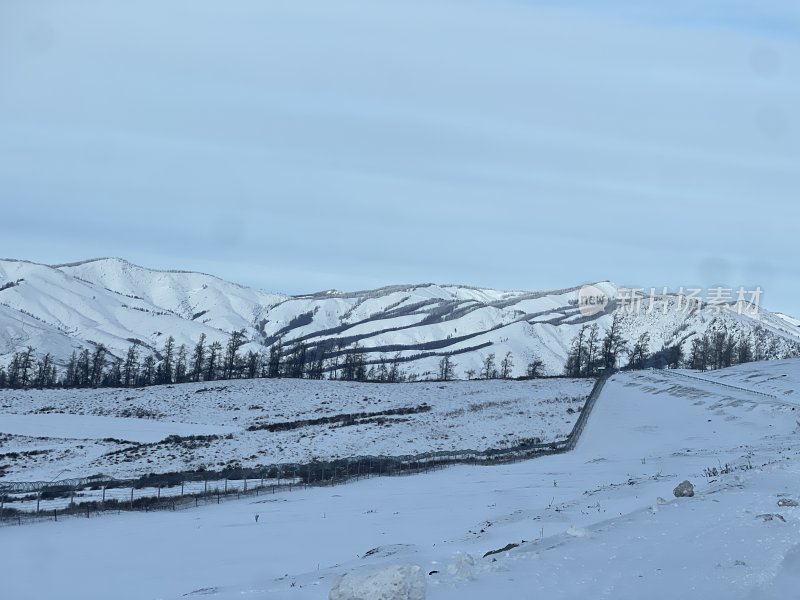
[0,377,592,481]
[675,358,800,399]
[2,360,799,599]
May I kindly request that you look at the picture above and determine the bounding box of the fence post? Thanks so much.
[36,492,40,514]
[102,486,106,511]
[181,481,184,497]
[130,487,134,509]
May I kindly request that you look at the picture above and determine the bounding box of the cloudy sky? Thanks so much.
[1,1,798,313]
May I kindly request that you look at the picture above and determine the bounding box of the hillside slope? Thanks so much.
[1,257,799,377]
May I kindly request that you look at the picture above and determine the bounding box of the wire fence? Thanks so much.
[656,368,778,399]
[1,375,609,526]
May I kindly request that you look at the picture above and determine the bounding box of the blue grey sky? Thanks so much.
[1,1,799,313]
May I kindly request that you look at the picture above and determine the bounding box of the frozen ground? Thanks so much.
[0,377,592,481]
[1,360,799,599]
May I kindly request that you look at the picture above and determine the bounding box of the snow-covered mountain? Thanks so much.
[1,257,799,377]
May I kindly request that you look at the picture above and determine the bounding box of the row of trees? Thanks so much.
[684,325,784,371]
[1,320,796,389]
[563,314,630,377]
[0,331,419,390]
[563,316,796,377]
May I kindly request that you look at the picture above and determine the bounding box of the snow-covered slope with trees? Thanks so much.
[1,257,799,379]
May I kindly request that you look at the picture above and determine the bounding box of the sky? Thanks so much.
[1,0,799,314]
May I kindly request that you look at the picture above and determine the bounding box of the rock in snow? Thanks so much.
[329,564,426,600]
[673,480,695,498]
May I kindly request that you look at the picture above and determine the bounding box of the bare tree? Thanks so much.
[438,355,456,381]
[500,352,514,379]
[526,358,544,378]
[601,313,627,370]
[482,353,497,380]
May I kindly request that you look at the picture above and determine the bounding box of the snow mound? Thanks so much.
[329,564,426,600]
[566,525,589,538]
[445,553,476,582]
[760,544,800,599]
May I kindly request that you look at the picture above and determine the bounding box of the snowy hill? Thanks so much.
[0,258,287,363]
[1,257,799,377]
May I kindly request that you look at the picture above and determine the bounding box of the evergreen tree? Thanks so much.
[62,350,77,387]
[626,332,651,370]
[689,335,710,371]
[245,350,260,379]
[175,343,188,383]
[158,336,176,384]
[286,341,308,378]
[105,358,122,387]
[223,329,247,379]
[34,353,54,387]
[206,341,222,381]
[77,349,91,387]
[267,339,283,378]
[90,344,107,387]
[122,344,139,387]
[666,344,684,369]
[191,334,206,382]
[7,353,20,388]
[140,354,156,386]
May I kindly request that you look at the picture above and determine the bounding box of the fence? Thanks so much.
[1,375,609,526]
[655,368,778,399]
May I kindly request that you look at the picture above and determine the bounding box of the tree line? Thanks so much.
[0,331,429,390]
[563,314,798,377]
[1,318,796,390]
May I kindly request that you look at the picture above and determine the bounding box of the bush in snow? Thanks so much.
[329,564,426,600]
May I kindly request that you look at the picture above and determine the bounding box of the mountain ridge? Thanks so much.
[1,257,798,378]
